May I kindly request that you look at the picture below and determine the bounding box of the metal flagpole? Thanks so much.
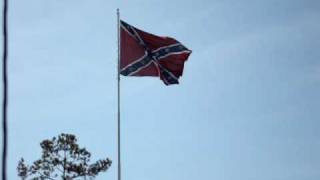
[117,8,122,180]
[2,0,8,179]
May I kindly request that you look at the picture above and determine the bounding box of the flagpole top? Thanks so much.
[117,8,119,14]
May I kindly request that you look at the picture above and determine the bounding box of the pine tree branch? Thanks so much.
[36,172,55,180]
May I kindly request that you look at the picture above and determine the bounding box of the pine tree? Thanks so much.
[17,133,112,180]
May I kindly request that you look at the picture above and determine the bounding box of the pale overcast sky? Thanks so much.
[1,0,320,180]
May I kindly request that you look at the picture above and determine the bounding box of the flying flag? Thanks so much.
[119,20,192,85]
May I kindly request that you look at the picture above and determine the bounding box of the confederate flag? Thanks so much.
[120,20,192,85]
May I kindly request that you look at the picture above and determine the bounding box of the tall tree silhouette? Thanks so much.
[17,133,112,180]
